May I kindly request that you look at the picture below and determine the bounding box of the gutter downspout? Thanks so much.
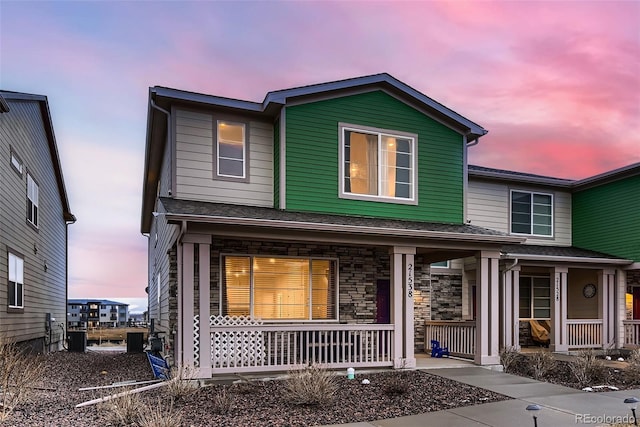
[463,130,485,223]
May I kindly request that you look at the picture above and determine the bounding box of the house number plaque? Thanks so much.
[407,262,414,298]
[555,276,560,302]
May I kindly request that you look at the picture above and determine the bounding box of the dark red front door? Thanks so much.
[376,279,390,323]
[633,288,640,320]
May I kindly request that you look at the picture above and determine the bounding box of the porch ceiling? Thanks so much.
[159,197,524,249]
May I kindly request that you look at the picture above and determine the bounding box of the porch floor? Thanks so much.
[415,352,475,369]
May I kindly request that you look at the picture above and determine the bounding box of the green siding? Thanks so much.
[273,119,280,208]
[572,175,640,261]
[284,91,464,223]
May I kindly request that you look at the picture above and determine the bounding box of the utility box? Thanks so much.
[127,332,144,353]
[68,331,86,352]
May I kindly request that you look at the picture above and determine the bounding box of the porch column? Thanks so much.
[501,264,521,350]
[616,270,627,349]
[390,246,417,368]
[550,267,568,352]
[475,251,500,365]
[180,243,195,367]
[599,269,616,349]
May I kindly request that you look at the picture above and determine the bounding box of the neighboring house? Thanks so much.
[140,73,638,378]
[0,91,75,353]
[67,299,129,328]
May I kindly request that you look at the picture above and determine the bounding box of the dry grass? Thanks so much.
[0,336,45,421]
[211,387,233,414]
[625,348,640,380]
[137,398,183,427]
[283,364,338,406]
[98,388,142,426]
[569,349,605,388]
[530,350,556,380]
[165,364,199,399]
[499,346,521,373]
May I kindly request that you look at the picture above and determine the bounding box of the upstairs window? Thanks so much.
[222,256,337,321]
[340,124,416,204]
[27,174,39,227]
[10,150,23,176]
[215,120,248,181]
[8,252,24,309]
[511,190,552,236]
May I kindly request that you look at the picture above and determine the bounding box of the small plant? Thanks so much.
[165,364,199,399]
[137,398,183,427]
[0,335,45,421]
[283,364,338,407]
[384,371,410,396]
[499,346,520,373]
[624,348,640,382]
[530,350,555,380]
[212,387,233,414]
[98,388,142,426]
[569,349,605,388]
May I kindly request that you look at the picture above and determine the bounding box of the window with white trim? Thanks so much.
[519,276,550,319]
[8,252,24,309]
[10,151,23,175]
[511,190,552,236]
[222,256,337,321]
[216,120,246,179]
[27,174,39,227]
[340,124,416,203]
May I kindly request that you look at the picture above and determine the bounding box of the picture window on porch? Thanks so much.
[339,123,416,204]
[519,276,550,319]
[511,190,552,236]
[221,256,337,321]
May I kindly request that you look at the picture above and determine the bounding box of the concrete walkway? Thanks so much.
[320,366,640,427]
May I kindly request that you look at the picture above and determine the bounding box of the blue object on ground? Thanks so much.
[430,340,450,358]
[146,351,170,379]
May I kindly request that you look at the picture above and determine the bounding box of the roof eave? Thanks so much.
[501,252,632,265]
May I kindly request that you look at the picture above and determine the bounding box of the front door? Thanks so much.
[634,287,640,319]
[376,279,391,323]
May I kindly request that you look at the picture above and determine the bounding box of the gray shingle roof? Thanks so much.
[501,244,628,261]
[159,197,516,239]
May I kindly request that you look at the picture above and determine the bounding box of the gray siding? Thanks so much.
[174,109,273,207]
[467,178,572,246]
[0,100,67,349]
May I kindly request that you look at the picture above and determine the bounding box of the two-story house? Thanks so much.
[67,299,130,328]
[140,74,638,378]
[0,91,75,353]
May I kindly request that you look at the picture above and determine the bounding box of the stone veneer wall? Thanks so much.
[429,273,463,321]
[413,259,431,352]
[168,244,178,361]
[207,239,390,324]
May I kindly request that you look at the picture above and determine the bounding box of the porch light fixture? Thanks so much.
[526,404,541,427]
[624,397,639,426]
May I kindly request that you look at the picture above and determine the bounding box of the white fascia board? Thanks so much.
[501,252,633,265]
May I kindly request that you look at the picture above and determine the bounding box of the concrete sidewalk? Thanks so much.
[320,366,640,427]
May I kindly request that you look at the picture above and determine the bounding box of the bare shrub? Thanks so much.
[0,335,45,421]
[165,364,199,399]
[212,387,233,414]
[283,364,338,406]
[98,388,142,426]
[624,348,640,382]
[569,349,605,388]
[137,398,183,427]
[530,350,556,380]
[384,371,410,396]
[499,346,520,373]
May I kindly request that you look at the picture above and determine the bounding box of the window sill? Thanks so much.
[339,193,417,206]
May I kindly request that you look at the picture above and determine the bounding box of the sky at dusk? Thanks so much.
[1,1,639,313]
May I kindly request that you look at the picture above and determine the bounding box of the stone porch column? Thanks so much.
[390,246,417,368]
[550,267,568,352]
[475,251,500,365]
[599,269,616,349]
[501,264,521,350]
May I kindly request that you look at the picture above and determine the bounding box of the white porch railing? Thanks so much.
[424,321,476,358]
[566,319,603,349]
[197,316,395,374]
[623,320,640,349]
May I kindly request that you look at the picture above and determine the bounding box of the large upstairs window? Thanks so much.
[511,190,552,236]
[340,123,416,204]
[222,256,337,321]
[215,120,247,181]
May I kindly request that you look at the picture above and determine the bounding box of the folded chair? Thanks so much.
[430,339,450,358]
